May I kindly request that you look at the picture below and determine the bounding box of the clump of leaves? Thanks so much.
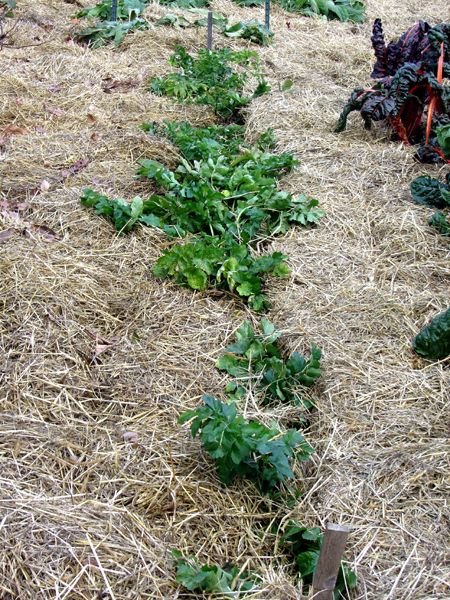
[137,122,322,244]
[81,189,146,232]
[281,523,357,599]
[179,395,314,490]
[409,174,450,238]
[153,234,290,311]
[336,19,450,162]
[413,307,450,360]
[217,319,321,407]
[429,211,450,236]
[74,17,148,47]
[223,20,273,46]
[277,0,365,23]
[173,550,257,595]
[410,174,450,208]
[76,0,149,21]
[149,46,270,120]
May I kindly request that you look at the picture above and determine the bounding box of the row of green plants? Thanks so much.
[173,319,356,595]
[73,0,366,48]
[82,50,323,311]
[79,25,357,592]
[336,18,450,359]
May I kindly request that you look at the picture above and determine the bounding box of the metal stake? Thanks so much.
[265,0,270,32]
[207,10,213,50]
[111,0,118,22]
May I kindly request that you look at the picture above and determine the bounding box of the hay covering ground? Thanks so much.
[0,0,449,598]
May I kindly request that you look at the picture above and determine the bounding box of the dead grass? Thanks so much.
[1,0,449,598]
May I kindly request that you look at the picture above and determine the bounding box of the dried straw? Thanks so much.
[1,0,449,598]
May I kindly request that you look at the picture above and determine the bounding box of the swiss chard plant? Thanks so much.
[152,234,290,312]
[179,395,314,490]
[336,19,450,163]
[277,0,365,23]
[410,172,450,237]
[149,46,270,120]
[173,550,257,595]
[429,211,450,236]
[281,523,357,599]
[216,319,321,407]
[413,307,450,360]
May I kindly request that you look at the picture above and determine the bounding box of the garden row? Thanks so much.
[72,0,366,48]
[79,8,359,595]
[79,5,449,596]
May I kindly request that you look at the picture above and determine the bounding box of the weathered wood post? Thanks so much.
[312,523,351,600]
[207,10,213,50]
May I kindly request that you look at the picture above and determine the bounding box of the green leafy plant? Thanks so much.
[173,550,257,595]
[153,234,289,311]
[281,523,357,599]
[410,175,450,208]
[137,122,323,244]
[0,0,15,16]
[217,319,321,406]
[76,0,149,21]
[179,395,314,490]
[413,307,450,360]
[149,46,270,120]
[81,189,145,232]
[436,124,450,159]
[74,17,148,47]
[429,211,450,236]
[223,20,273,46]
[276,0,365,23]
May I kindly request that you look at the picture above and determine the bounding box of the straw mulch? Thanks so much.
[1,0,448,598]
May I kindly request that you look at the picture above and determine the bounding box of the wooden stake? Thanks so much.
[207,10,213,50]
[312,523,351,600]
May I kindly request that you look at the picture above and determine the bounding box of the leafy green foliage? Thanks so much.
[410,175,450,208]
[138,122,323,244]
[153,234,289,311]
[179,395,314,490]
[276,0,365,23]
[436,124,450,159]
[173,550,256,595]
[281,523,357,599]
[81,189,145,232]
[216,319,321,406]
[413,307,450,360]
[74,17,148,47]
[223,21,273,46]
[429,211,450,236]
[149,46,270,119]
[76,0,149,21]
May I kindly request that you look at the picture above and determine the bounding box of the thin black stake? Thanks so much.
[111,0,118,22]
[265,0,270,31]
[207,10,213,50]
